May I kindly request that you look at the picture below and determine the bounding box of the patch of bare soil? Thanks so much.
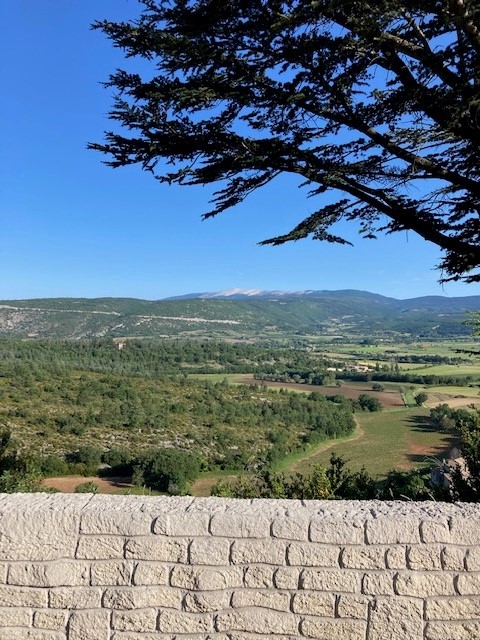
[43,476,132,494]
[238,375,404,408]
[191,475,238,497]
[425,395,480,409]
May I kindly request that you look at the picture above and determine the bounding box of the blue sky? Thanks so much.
[1,1,478,302]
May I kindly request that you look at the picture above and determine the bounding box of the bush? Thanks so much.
[415,392,428,406]
[74,481,99,494]
[133,448,201,495]
[357,393,382,412]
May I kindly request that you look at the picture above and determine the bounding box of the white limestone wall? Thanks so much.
[0,495,479,640]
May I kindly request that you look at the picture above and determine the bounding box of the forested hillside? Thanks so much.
[0,290,477,340]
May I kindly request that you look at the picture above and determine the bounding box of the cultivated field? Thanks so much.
[288,407,457,478]
[236,375,404,408]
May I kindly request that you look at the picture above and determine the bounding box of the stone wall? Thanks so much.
[0,495,480,639]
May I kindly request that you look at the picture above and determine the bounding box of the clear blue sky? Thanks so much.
[1,1,478,301]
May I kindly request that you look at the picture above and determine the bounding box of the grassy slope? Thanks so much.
[288,407,456,478]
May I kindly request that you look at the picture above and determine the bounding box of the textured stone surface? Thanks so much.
[287,542,339,567]
[68,610,110,640]
[8,562,89,587]
[300,568,359,592]
[33,611,66,630]
[90,561,133,586]
[0,608,31,627]
[0,494,89,561]
[0,496,479,639]
[111,609,157,632]
[425,621,480,640]
[215,609,297,635]
[75,536,124,560]
[291,591,333,615]
[368,597,423,640]
[300,618,366,639]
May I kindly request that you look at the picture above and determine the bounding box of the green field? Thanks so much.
[285,407,457,478]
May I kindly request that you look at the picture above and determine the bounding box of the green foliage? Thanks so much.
[93,1,480,283]
[357,394,383,412]
[66,446,103,476]
[371,383,385,392]
[212,453,377,500]
[415,392,429,406]
[74,481,99,494]
[132,448,201,495]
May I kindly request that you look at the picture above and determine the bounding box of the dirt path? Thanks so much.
[43,476,132,493]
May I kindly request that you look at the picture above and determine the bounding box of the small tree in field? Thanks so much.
[415,391,429,406]
[92,0,480,283]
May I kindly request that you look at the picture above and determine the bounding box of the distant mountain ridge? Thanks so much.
[0,290,478,340]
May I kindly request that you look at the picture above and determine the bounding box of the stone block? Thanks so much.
[33,611,66,630]
[273,567,300,590]
[465,548,480,571]
[0,586,47,607]
[394,572,455,596]
[456,574,480,595]
[337,594,369,619]
[271,515,309,541]
[170,566,243,591]
[0,494,87,561]
[0,631,66,640]
[153,513,210,537]
[210,514,270,539]
[362,572,394,596]
[244,566,274,589]
[91,561,133,586]
[287,542,340,567]
[300,618,366,639]
[230,540,286,565]
[231,589,290,611]
[451,519,480,545]
[80,496,152,536]
[310,519,365,545]
[103,586,181,610]
[420,519,452,543]
[125,537,188,563]
[132,562,168,586]
[406,546,442,571]
[215,609,297,635]
[341,547,385,570]
[291,592,333,616]
[68,610,110,640]
[385,547,406,570]
[8,562,89,588]
[366,519,420,544]
[0,607,31,627]
[425,621,480,640]
[183,590,231,613]
[48,587,102,610]
[75,536,124,560]
[158,610,213,633]
[111,609,157,632]
[368,597,423,640]
[425,596,480,620]
[189,538,230,565]
[442,546,465,571]
[300,569,359,592]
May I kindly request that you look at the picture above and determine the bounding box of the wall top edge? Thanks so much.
[1,493,480,519]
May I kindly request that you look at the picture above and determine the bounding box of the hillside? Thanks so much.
[0,290,478,340]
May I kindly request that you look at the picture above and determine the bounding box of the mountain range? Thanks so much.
[0,289,478,340]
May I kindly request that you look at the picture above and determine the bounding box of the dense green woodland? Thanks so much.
[0,339,354,489]
[0,338,479,500]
